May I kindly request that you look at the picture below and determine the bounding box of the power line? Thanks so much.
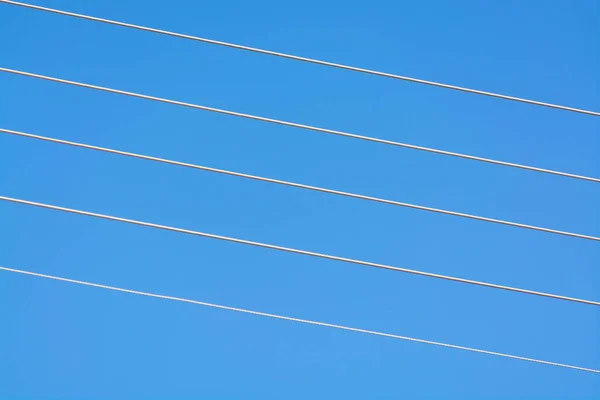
[1,0,598,117]
[1,195,598,306]
[2,67,598,186]
[2,0,597,379]
[1,265,597,373]
[3,127,599,243]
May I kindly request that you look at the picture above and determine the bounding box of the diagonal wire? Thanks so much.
[1,67,599,185]
[0,0,598,116]
[1,265,598,373]
[1,195,598,306]
[2,127,599,242]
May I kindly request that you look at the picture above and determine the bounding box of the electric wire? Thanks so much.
[2,127,599,242]
[2,67,599,187]
[0,266,598,373]
[0,0,598,116]
[3,0,599,377]
[1,195,598,306]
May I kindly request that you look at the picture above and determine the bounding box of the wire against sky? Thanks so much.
[2,68,599,186]
[1,265,598,373]
[1,195,599,306]
[1,0,598,116]
[3,127,599,243]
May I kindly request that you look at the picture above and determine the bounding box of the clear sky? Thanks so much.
[1,0,599,398]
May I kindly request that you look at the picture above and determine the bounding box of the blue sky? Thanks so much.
[1,0,599,398]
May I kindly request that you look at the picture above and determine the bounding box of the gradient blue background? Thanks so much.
[1,0,599,398]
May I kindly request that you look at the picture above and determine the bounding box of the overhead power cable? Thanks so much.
[1,195,598,306]
[1,265,598,373]
[0,0,598,116]
[2,127,599,243]
[2,67,598,186]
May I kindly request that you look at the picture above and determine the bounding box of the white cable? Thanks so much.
[0,0,598,116]
[1,127,598,242]
[0,195,598,306]
[0,265,597,373]
[2,67,599,186]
